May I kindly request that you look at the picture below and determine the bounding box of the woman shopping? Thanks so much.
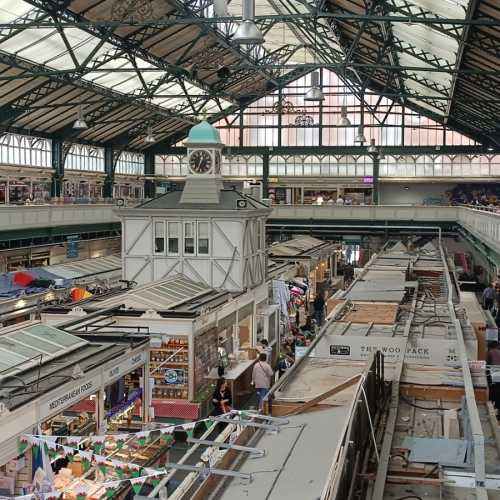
[212,378,232,416]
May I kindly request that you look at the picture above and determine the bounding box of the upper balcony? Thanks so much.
[0,204,118,233]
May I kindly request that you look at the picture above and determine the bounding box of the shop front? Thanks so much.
[62,173,105,203]
[268,179,373,205]
[42,275,271,422]
[0,322,152,496]
[0,166,52,204]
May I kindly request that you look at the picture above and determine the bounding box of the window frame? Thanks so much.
[167,221,180,256]
[197,221,210,256]
[154,220,166,255]
[183,221,196,255]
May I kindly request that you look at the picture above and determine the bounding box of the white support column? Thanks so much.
[141,359,151,424]
[96,388,105,433]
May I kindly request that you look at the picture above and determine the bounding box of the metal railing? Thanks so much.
[321,351,386,500]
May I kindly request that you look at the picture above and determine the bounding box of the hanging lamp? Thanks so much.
[232,0,264,45]
[214,0,228,16]
[304,71,325,101]
[354,125,366,144]
[73,106,88,130]
[144,125,156,144]
[339,104,351,126]
[367,138,377,153]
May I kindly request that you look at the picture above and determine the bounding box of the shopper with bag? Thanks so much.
[212,378,232,416]
[252,353,274,412]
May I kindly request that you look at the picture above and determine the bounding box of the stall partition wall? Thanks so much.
[0,344,148,466]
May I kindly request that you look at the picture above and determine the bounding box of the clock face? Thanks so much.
[189,150,212,174]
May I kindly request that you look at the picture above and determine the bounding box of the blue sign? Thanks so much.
[66,235,79,258]
[165,369,185,385]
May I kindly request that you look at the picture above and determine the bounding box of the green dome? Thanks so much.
[186,120,222,145]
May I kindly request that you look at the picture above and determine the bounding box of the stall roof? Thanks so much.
[96,274,217,312]
[268,235,331,258]
[43,255,121,280]
[0,322,148,411]
[214,405,349,500]
[0,323,88,379]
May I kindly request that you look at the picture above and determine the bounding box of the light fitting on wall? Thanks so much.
[73,106,88,130]
[232,0,264,45]
[304,71,325,102]
[354,125,366,144]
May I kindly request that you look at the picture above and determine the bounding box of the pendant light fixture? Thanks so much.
[304,71,324,102]
[232,0,264,45]
[144,124,156,144]
[339,104,351,126]
[487,144,494,152]
[214,0,228,16]
[73,106,88,130]
[379,148,386,160]
[354,125,366,144]
[367,138,377,153]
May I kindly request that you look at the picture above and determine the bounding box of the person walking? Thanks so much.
[483,283,496,311]
[487,342,500,412]
[212,378,232,416]
[252,353,274,412]
[313,291,326,326]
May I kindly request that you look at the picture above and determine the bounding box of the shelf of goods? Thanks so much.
[44,414,97,438]
[150,338,189,400]
[55,432,171,499]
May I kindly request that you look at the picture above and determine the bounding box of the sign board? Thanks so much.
[165,368,185,385]
[40,376,100,419]
[487,328,498,342]
[295,346,311,359]
[66,235,79,259]
[106,351,146,384]
[323,336,461,366]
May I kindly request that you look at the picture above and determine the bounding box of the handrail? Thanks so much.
[439,242,487,493]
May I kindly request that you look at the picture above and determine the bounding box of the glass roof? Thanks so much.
[390,0,468,115]
[0,323,88,377]
[0,0,233,115]
[99,274,214,311]
[44,255,122,280]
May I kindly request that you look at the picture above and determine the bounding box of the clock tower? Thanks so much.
[181,119,224,204]
[117,119,271,292]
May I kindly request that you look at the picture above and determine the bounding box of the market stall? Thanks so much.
[0,322,150,496]
[43,274,270,420]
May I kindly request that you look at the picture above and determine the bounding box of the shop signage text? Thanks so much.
[41,376,100,419]
[323,336,467,366]
[107,351,146,382]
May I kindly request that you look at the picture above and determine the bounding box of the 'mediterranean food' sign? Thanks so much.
[40,376,100,419]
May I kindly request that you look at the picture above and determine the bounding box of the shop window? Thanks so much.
[184,222,195,255]
[154,221,165,254]
[168,222,180,255]
[198,221,210,255]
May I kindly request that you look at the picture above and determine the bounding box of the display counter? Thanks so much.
[206,358,256,408]
[55,433,171,500]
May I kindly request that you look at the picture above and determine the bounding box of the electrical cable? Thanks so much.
[360,383,379,463]
[399,393,451,411]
